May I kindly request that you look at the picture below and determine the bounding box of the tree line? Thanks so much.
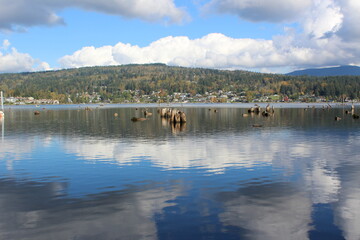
[0,63,359,103]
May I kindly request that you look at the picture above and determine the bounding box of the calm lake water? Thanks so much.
[1,103,359,240]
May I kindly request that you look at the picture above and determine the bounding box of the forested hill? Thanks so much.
[287,65,360,76]
[0,63,359,103]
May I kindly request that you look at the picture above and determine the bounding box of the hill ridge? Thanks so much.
[287,65,360,76]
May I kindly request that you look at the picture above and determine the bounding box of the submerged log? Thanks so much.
[170,109,177,122]
[160,108,167,117]
[265,104,271,112]
[262,111,270,117]
[144,110,153,117]
[248,105,261,113]
[180,112,187,123]
[131,117,147,122]
[171,122,187,134]
[167,109,173,118]
[174,112,181,123]
[159,108,187,123]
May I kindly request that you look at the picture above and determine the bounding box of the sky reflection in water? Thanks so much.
[0,105,359,239]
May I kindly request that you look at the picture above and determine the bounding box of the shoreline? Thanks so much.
[1,102,358,110]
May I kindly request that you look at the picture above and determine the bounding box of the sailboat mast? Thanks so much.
[0,91,3,111]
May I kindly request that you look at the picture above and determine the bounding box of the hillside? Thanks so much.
[287,65,360,76]
[0,64,360,103]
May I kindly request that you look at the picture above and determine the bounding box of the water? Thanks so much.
[0,103,359,240]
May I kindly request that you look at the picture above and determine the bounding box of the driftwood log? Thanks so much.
[131,117,147,122]
[144,110,153,117]
[248,105,261,113]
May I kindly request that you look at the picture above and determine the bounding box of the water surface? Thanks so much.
[0,104,359,239]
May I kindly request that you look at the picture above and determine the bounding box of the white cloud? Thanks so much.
[300,0,343,39]
[204,0,360,43]
[1,40,10,50]
[198,0,360,70]
[58,0,360,72]
[3,0,360,72]
[0,0,64,31]
[59,32,359,72]
[0,0,188,31]
[204,0,312,22]
[0,40,51,73]
[336,0,360,41]
[59,46,117,69]
[73,0,188,24]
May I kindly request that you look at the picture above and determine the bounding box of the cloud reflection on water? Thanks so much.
[1,107,360,239]
[0,178,181,240]
[217,183,312,240]
[61,129,360,239]
[334,159,360,240]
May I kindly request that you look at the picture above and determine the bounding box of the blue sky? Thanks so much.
[1,0,360,73]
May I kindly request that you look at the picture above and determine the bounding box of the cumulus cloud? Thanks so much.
[4,0,360,72]
[203,0,312,22]
[0,40,51,73]
[204,0,358,42]
[301,0,342,39]
[58,0,360,72]
[336,0,360,41]
[73,0,188,23]
[0,0,188,31]
[59,46,117,69]
[58,32,359,72]
[1,39,10,50]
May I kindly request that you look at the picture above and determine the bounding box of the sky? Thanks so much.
[0,0,360,74]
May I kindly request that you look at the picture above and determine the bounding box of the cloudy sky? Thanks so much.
[0,0,360,73]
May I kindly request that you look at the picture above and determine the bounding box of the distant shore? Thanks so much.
[1,102,358,110]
